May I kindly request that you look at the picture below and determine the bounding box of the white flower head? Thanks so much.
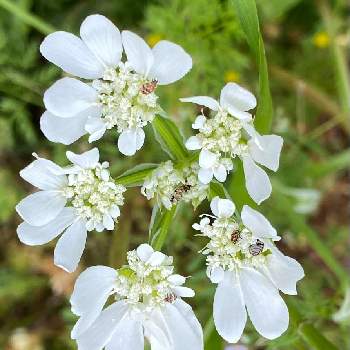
[193,197,304,342]
[16,148,126,272]
[40,14,192,156]
[70,244,203,350]
[182,83,283,204]
[141,161,209,209]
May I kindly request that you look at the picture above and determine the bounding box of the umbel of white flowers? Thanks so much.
[16,148,126,272]
[39,14,192,156]
[193,197,304,342]
[182,83,283,204]
[70,244,203,350]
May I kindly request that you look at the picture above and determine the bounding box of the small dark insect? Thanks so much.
[170,184,192,203]
[248,239,264,256]
[230,229,241,244]
[164,293,177,303]
[140,79,158,94]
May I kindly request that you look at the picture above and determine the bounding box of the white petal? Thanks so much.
[264,249,304,295]
[161,301,203,350]
[80,15,122,69]
[198,167,214,185]
[167,274,186,286]
[122,30,154,75]
[54,219,87,272]
[103,215,114,230]
[71,265,117,316]
[44,77,100,118]
[180,96,219,111]
[242,155,272,204]
[106,316,144,350]
[220,82,256,112]
[185,136,202,150]
[210,197,235,218]
[76,301,129,350]
[192,115,206,129]
[40,111,88,145]
[241,205,277,239]
[85,117,107,142]
[226,105,252,121]
[16,191,66,226]
[249,135,283,171]
[20,157,66,190]
[17,207,76,246]
[199,149,217,168]
[240,267,289,339]
[117,128,145,156]
[66,148,99,169]
[172,286,195,298]
[207,266,225,283]
[213,164,227,183]
[40,31,105,79]
[148,251,166,266]
[214,271,246,343]
[136,243,154,262]
[148,40,192,85]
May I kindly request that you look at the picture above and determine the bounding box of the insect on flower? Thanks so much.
[164,293,178,303]
[170,183,192,203]
[140,79,158,94]
[230,229,241,244]
[248,239,264,256]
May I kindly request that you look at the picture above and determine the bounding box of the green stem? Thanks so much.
[298,323,339,350]
[0,0,55,34]
[153,206,176,251]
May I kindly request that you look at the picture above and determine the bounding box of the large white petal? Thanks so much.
[40,111,88,145]
[76,301,129,350]
[198,167,214,184]
[85,117,107,143]
[16,191,66,226]
[71,266,117,316]
[54,219,87,272]
[199,149,217,168]
[122,31,154,75]
[213,164,227,183]
[148,40,192,85]
[249,135,283,171]
[264,248,304,295]
[185,136,202,150]
[242,155,272,204]
[136,243,154,262]
[180,96,219,111]
[214,271,246,343]
[161,301,203,350]
[117,128,145,156]
[66,148,99,169]
[241,205,277,239]
[17,207,76,246]
[20,157,66,190]
[106,316,144,350]
[240,267,289,339]
[44,77,100,118]
[40,31,105,79]
[80,14,122,69]
[210,197,235,218]
[220,82,256,112]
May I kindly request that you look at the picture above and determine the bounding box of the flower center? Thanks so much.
[62,162,126,231]
[196,110,248,157]
[113,250,178,310]
[93,64,160,133]
[197,216,272,271]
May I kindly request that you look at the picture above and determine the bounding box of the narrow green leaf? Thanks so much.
[209,181,231,201]
[152,114,189,161]
[232,0,273,133]
[116,163,158,187]
[298,323,339,350]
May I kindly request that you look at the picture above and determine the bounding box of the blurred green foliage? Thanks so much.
[0,0,349,349]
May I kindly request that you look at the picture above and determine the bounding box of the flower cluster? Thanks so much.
[141,160,208,209]
[40,14,192,156]
[193,197,304,342]
[70,244,202,350]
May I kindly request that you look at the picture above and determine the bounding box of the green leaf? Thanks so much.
[232,0,273,133]
[152,114,189,161]
[298,323,339,350]
[116,163,158,187]
[208,181,231,200]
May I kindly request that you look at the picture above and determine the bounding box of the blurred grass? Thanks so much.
[0,0,349,349]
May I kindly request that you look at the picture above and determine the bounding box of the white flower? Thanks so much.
[70,244,203,350]
[141,161,209,209]
[193,197,304,342]
[16,148,126,272]
[182,83,283,204]
[39,14,192,156]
